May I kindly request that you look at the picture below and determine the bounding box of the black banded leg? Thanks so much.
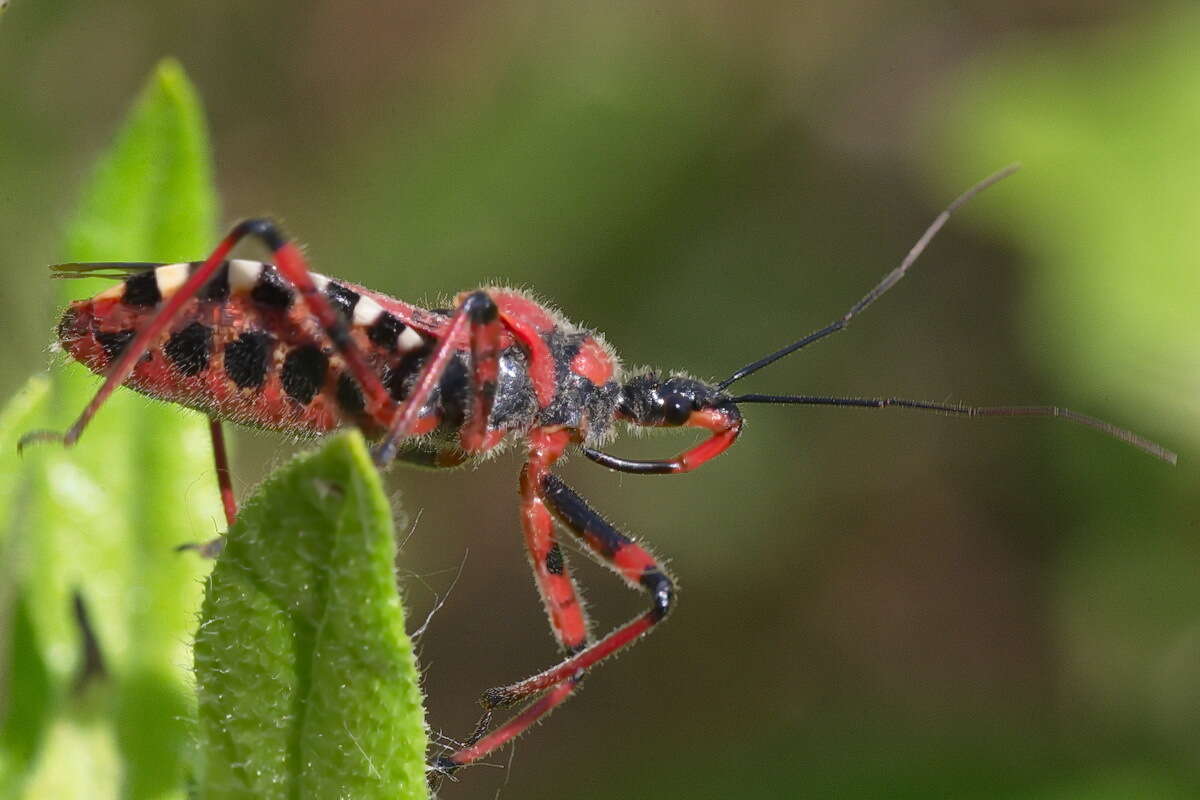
[438,473,674,772]
[480,473,674,709]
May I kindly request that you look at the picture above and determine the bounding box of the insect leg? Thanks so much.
[209,417,237,527]
[582,407,743,475]
[434,676,578,777]
[434,676,580,775]
[373,290,500,466]
[483,472,674,707]
[437,469,672,770]
[175,416,237,558]
[519,429,591,655]
[223,220,397,424]
[458,294,506,453]
[433,430,590,773]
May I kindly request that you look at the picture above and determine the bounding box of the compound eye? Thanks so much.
[661,393,693,425]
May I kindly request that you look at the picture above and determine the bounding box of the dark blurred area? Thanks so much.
[1,2,1196,798]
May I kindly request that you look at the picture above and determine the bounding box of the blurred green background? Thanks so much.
[1,2,1196,798]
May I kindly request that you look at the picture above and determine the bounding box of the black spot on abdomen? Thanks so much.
[282,345,328,404]
[96,329,136,363]
[335,373,365,414]
[368,312,407,351]
[224,331,273,389]
[122,270,160,307]
[326,282,360,322]
[164,322,212,376]
[251,266,293,310]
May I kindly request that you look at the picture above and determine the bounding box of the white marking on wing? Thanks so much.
[397,326,424,352]
[228,259,263,293]
[154,262,190,295]
[353,295,383,326]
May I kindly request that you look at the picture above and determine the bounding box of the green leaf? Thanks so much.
[1,60,222,798]
[927,6,1200,763]
[0,378,53,792]
[195,432,428,800]
[65,58,216,264]
[927,7,1200,445]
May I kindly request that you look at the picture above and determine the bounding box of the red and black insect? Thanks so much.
[22,165,1176,776]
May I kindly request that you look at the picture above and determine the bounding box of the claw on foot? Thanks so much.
[175,536,226,559]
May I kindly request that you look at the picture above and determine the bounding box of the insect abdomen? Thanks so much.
[58,261,431,435]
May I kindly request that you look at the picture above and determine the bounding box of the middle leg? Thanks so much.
[483,473,675,709]
[435,429,588,773]
[518,431,592,657]
[438,465,676,770]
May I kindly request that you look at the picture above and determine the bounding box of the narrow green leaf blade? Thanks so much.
[65,57,216,264]
[0,378,53,792]
[7,59,222,799]
[195,432,428,800]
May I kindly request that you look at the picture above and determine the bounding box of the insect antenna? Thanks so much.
[50,262,162,281]
[717,163,1021,391]
[729,393,1178,464]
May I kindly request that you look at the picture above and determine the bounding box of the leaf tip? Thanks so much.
[150,57,187,89]
[144,57,203,115]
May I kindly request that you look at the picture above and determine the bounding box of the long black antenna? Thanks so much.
[717,164,1021,391]
[729,393,1178,464]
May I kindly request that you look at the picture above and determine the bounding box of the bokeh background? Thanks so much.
[1,2,1197,798]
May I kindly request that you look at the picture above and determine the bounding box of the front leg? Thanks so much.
[437,462,675,772]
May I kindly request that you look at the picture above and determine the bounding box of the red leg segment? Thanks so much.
[435,676,580,775]
[176,417,235,558]
[460,294,506,453]
[208,417,237,528]
[583,406,743,474]
[439,467,674,772]
[372,291,500,466]
[518,429,591,655]
[483,472,673,707]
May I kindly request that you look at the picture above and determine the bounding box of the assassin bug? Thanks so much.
[21,164,1176,776]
